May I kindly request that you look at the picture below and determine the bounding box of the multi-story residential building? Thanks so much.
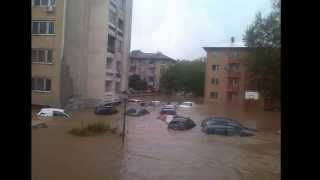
[32,0,133,108]
[203,47,257,104]
[129,50,175,91]
[32,0,65,107]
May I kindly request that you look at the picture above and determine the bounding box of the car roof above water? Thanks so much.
[40,108,65,112]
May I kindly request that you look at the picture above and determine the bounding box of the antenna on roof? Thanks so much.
[231,36,235,46]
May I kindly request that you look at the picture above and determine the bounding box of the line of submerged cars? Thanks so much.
[159,102,256,137]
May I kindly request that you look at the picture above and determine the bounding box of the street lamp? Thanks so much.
[120,90,129,144]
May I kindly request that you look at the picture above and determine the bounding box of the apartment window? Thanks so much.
[117,39,123,52]
[210,92,218,99]
[212,65,220,71]
[32,0,55,7]
[119,0,126,9]
[107,34,116,53]
[117,31,124,37]
[228,63,240,72]
[149,77,154,82]
[32,78,51,91]
[229,51,240,58]
[106,58,113,69]
[109,9,117,26]
[229,79,239,86]
[32,21,55,35]
[32,49,53,63]
[211,78,219,85]
[105,81,112,92]
[118,19,124,31]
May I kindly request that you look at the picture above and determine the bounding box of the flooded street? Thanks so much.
[32,96,280,180]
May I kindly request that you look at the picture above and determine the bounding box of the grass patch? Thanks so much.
[68,122,111,136]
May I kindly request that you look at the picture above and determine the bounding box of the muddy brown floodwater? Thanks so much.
[32,96,280,180]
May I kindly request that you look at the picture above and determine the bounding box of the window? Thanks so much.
[117,31,124,37]
[211,78,219,85]
[107,34,116,53]
[32,78,52,91]
[229,79,239,86]
[210,92,218,99]
[106,58,113,69]
[117,39,123,52]
[109,9,117,26]
[118,19,124,31]
[212,65,220,71]
[32,21,55,35]
[32,0,55,7]
[119,0,126,9]
[229,50,240,58]
[228,63,240,72]
[32,49,53,63]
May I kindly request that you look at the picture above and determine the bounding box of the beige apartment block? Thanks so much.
[129,50,175,91]
[32,0,133,108]
[203,47,255,105]
[32,0,66,107]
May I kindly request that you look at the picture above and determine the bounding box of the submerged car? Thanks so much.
[128,99,142,103]
[94,104,118,115]
[179,101,193,108]
[37,108,70,118]
[160,108,177,115]
[126,108,150,116]
[168,116,196,130]
[201,117,255,136]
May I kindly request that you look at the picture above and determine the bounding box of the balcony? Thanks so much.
[227,85,240,92]
[227,71,241,78]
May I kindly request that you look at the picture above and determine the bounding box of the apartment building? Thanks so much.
[32,0,65,107]
[203,47,256,104]
[129,50,175,91]
[32,0,133,108]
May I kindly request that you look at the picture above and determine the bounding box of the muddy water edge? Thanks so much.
[32,96,280,180]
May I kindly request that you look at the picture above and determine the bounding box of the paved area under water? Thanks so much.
[32,96,280,180]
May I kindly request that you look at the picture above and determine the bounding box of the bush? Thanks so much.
[68,122,111,136]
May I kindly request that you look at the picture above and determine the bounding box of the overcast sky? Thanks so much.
[130,0,273,60]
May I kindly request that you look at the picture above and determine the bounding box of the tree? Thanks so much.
[243,0,280,99]
[128,74,147,90]
[160,59,205,96]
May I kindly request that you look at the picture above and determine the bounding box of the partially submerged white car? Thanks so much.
[179,102,193,108]
[37,108,70,118]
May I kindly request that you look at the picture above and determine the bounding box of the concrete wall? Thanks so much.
[122,0,133,92]
[32,0,66,107]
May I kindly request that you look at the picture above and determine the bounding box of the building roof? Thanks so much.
[130,50,175,61]
[203,47,252,52]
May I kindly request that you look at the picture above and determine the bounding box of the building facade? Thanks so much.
[32,0,133,108]
[129,50,175,91]
[203,47,255,104]
[32,0,66,107]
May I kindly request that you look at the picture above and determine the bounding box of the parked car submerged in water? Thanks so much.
[168,116,196,130]
[94,104,118,115]
[37,108,70,118]
[160,108,177,116]
[179,101,193,108]
[126,108,150,116]
[201,117,255,136]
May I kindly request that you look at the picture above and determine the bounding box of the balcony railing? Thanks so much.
[227,70,241,78]
[227,85,240,92]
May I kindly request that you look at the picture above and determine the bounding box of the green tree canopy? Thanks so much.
[160,59,205,96]
[243,0,281,99]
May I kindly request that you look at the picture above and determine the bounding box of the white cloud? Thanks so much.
[131,0,272,60]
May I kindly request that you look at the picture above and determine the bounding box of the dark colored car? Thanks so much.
[126,108,150,116]
[94,105,118,115]
[160,108,177,115]
[201,117,255,136]
[168,116,196,130]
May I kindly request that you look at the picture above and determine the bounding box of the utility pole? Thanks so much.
[122,97,127,144]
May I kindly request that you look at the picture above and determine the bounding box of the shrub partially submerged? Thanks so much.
[68,122,111,136]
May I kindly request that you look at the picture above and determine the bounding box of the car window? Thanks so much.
[53,111,66,116]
